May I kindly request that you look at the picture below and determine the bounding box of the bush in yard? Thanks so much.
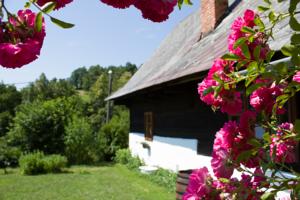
[19,151,67,175]
[115,148,131,165]
[19,151,46,175]
[43,155,67,173]
[8,97,82,154]
[97,108,129,161]
[146,168,177,192]
[115,149,143,170]
[0,137,21,172]
[64,115,101,164]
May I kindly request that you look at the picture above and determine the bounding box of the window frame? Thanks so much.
[144,111,154,141]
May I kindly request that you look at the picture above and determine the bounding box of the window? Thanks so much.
[144,112,153,141]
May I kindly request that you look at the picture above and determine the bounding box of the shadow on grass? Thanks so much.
[1,162,117,176]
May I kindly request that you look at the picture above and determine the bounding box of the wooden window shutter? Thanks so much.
[144,112,153,141]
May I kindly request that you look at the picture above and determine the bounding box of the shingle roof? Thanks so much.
[107,0,293,100]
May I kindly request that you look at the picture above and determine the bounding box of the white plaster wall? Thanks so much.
[129,132,291,199]
[129,132,212,172]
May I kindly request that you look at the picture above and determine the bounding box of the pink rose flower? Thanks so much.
[211,148,234,178]
[183,167,212,199]
[270,123,297,163]
[218,90,242,115]
[239,110,256,138]
[134,0,177,22]
[293,71,300,83]
[0,9,46,68]
[198,59,242,115]
[207,59,233,80]
[250,84,285,115]
[198,77,221,107]
[36,0,73,10]
[228,9,269,61]
[213,121,239,150]
[100,0,136,9]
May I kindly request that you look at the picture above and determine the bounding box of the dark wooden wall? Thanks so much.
[121,80,228,155]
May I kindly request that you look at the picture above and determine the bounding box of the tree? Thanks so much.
[21,74,76,103]
[64,115,100,164]
[7,97,82,154]
[69,67,88,90]
[0,83,22,136]
[97,107,129,161]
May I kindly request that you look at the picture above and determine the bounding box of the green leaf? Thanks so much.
[261,192,275,200]
[236,60,248,70]
[202,87,214,97]
[237,150,253,163]
[213,74,223,84]
[219,178,230,183]
[258,6,270,12]
[241,43,251,59]
[266,50,275,63]
[177,0,183,9]
[248,138,261,148]
[214,86,222,98]
[241,26,256,34]
[34,12,43,32]
[41,2,57,14]
[263,132,271,143]
[246,83,264,96]
[273,62,288,75]
[245,74,258,87]
[247,61,258,73]
[268,11,276,22]
[281,45,296,57]
[289,0,300,13]
[276,94,290,103]
[295,119,300,134]
[183,0,193,5]
[291,33,300,45]
[263,0,271,4]
[253,45,261,61]
[291,54,300,66]
[24,2,31,8]
[221,53,240,61]
[290,15,300,31]
[254,17,265,31]
[50,17,74,29]
[233,37,247,49]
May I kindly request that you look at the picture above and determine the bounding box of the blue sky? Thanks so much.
[0,0,199,87]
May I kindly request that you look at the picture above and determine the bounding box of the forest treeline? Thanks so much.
[0,62,137,167]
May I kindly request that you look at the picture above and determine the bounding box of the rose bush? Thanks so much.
[192,3,300,199]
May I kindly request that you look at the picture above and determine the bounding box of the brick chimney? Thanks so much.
[200,0,228,36]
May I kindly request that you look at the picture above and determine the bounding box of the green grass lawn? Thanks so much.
[0,164,174,200]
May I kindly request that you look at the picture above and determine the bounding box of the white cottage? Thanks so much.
[107,0,300,172]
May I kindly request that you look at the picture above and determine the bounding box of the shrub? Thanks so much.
[146,168,177,192]
[43,155,67,173]
[114,149,131,165]
[19,151,67,175]
[0,137,21,170]
[64,116,101,164]
[115,149,143,170]
[8,97,84,155]
[97,108,129,161]
[19,151,45,175]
